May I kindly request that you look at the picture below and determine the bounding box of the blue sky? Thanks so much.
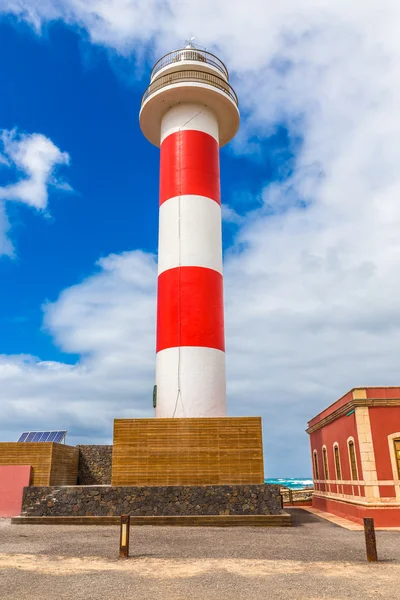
[1,2,399,477]
[1,21,157,359]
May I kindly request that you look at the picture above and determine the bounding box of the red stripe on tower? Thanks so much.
[156,266,225,352]
[160,130,220,205]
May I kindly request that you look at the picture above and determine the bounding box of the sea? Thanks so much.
[264,478,313,490]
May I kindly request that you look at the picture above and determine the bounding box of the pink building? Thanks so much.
[307,387,400,526]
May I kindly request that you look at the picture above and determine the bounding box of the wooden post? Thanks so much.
[119,514,130,558]
[288,488,293,504]
[363,518,378,562]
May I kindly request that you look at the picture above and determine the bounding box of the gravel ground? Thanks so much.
[0,509,399,600]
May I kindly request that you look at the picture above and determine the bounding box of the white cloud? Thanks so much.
[0,201,12,256]
[1,1,400,474]
[44,250,157,359]
[0,129,71,255]
[221,204,243,226]
[0,129,70,209]
[0,153,10,166]
[0,251,157,444]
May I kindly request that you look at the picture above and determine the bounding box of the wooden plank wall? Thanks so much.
[112,417,264,486]
[0,443,52,485]
[0,443,78,486]
[50,444,79,486]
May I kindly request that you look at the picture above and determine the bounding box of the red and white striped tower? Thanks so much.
[140,45,239,418]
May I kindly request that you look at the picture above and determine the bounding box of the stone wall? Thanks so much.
[21,485,283,517]
[76,445,112,485]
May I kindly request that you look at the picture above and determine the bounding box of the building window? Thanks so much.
[322,447,329,480]
[394,439,400,478]
[313,451,319,480]
[334,445,342,480]
[348,441,358,480]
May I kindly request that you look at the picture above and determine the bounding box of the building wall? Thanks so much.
[312,495,400,527]
[112,417,264,486]
[308,390,354,429]
[0,466,31,518]
[369,406,400,499]
[50,443,79,486]
[0,443,78,486]
[21,484,283,517]
[354,406,379,501]
[365,387,400,399]
[308,389,400,526]
[309,411,362,498]
[0,443,52,485]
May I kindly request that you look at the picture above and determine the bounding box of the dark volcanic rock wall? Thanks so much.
[21,485,283,517]
[76,445,112,485]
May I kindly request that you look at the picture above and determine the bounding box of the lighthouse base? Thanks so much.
[13,418,292,526]
[111,417,264,486]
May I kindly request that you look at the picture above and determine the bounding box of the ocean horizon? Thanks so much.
[265,478,313,490]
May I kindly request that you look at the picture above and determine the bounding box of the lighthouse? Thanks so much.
[140,44,240,419]
[112,54,262,487]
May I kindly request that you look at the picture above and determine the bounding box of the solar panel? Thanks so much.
[53,431,66,443]
[16,430,67,443]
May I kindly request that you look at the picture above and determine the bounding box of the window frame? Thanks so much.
[313,449,319,480]
[333,443,342,480]
[347,439,358,481]
[394,438,400,479]
[322,445,329,480]
[387,432,400,485]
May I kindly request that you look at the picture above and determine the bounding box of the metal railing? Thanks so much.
[141,69,238,107]
[151,48,229,81]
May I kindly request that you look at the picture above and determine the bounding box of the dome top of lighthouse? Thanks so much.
[150,46,229,82]
[140,45,240,148]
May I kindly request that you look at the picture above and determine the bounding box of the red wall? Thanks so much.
[313,495,400,527]
[366,387,400,399]
[308,390,353,429]
[369,406,400,498]
[369,406,400,480]
[310,411,362,490]
[0,465,31,517]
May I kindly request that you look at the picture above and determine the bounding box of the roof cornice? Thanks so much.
[306,397,400,434]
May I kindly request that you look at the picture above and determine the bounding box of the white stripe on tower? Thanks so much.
[155,104,226,418]
[158,196,223,275]
[160,104,219,144]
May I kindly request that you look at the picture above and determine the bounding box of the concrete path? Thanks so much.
[302,506,400,531]
[1,509,399,600]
